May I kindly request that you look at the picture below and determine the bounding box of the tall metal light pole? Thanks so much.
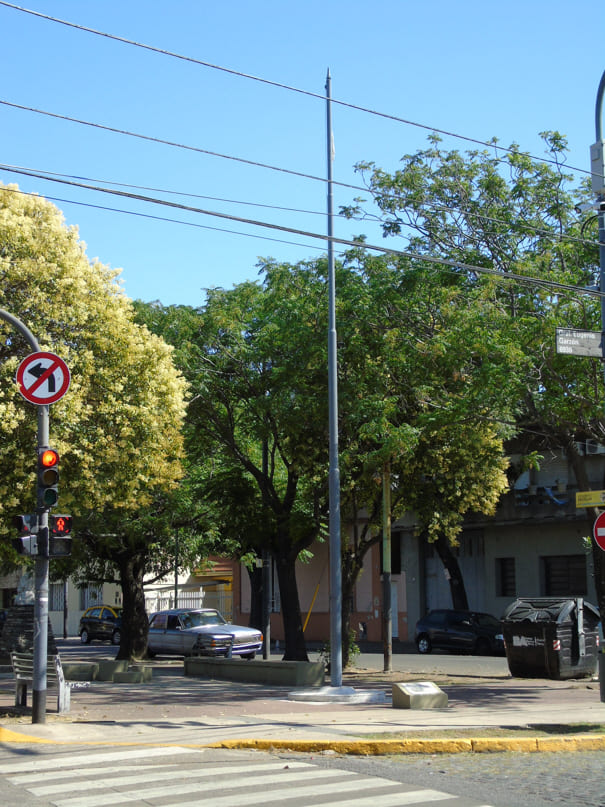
[326,69,342,688]
[0,309,49,723]
[593,72,605,360]
[592,71,605,702]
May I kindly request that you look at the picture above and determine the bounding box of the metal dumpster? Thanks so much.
[502,597,600,680]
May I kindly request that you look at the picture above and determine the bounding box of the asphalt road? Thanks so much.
[289,748,605,807]
[56,637,510,679]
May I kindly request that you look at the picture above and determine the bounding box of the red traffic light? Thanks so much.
[38,447,59,507]
[40,448,59,468]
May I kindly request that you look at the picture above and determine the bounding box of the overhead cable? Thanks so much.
[0,105,598,254]
[0,0,591,180]
[1,163,600,300]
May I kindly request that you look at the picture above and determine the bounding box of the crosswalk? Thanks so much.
[0,746,495,807]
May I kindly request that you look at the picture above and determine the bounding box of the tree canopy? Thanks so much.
[0,184,188,658]
[343,132,605,614]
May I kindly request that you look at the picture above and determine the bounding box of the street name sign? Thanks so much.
[576,489,605,508]
[16,351,70,405]
[555,328,604,358]
[593,511,605,551]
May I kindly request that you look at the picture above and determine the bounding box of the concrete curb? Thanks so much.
[1,725,603,754]
[208,735,605,754]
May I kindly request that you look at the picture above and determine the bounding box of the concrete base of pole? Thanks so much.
[288,686,386,704]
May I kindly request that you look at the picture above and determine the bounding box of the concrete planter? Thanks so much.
[63,662,99,681]
[184,657,325,687]
[96,659,129,681]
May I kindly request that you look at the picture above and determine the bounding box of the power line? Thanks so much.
[0,99,343,190]
[0,104,598,255]
[0,0,592,181]
[3,186,327,253]
[0,161,326,217]
[1,163,601,301]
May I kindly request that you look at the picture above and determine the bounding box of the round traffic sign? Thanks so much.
[16,352,71,405]
[593,511,605,552]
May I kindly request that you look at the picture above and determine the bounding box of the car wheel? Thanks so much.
[474,638,491,655]
[242,652,256,660]
[111,629,121,645]
[416,634,432,654]
[80,629,90,645]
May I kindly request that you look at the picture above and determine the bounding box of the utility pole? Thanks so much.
[591,70,605,703]
[593,71,605,362]
[382,462,392,672]
[326,69,342,688]
[262,437,271,659]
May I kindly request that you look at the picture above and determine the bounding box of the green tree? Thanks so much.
[332,249,516,622]
[0,184,187,658]
[343,132,605,617]
[142,248,518,662]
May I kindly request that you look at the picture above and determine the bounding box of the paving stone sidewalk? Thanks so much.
[0,653,604,753]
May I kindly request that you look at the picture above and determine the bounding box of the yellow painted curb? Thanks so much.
[536,735,605,752]
[471,737,538,753]
[1,725,604,754]
[208,738,472,755]
[208,735,605,755]
[0,726,50,744]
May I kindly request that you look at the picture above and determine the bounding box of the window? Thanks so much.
[540,555,587,596]
[496,558,516,598]
[49,582,65,612]
[149,613,167,629]
[79,584,102,610]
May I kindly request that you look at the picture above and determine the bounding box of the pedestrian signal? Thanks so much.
[49,514,72,557]
[11,514,37,555]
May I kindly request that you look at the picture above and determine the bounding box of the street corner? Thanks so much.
[0,724,51,744]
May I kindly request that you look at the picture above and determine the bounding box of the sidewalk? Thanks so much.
[1,649,604,754]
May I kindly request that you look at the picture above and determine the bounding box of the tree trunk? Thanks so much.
[433,533,469,610]
[275,552,308,660]
[247,563,263,632]
[115,553,148,661]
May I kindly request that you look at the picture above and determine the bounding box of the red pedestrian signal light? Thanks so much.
[49,514,72,557]
[50,515,72,537]
[38,447,59,508]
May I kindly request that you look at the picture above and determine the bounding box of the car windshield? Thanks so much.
[181,610,226,628]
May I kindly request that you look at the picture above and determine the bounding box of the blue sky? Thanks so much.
[1,0,603,306]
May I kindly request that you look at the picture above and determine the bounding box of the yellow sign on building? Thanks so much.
[576,490,605,508]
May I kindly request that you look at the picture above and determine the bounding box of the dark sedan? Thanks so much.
[147,608,263,659]
[414,609,504,655]
[79,605,122,645]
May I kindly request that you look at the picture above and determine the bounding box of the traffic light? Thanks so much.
[11,514,38,555]
[38,447,59,508]
[49,514,72,557]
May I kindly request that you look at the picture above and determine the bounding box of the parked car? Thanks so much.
[414,609,504,655]
[79,605,122,645]
[147,608,263,659]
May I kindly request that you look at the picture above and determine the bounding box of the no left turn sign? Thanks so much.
[16,351,71,405]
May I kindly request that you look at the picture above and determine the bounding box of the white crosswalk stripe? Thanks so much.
[0,746,495,807]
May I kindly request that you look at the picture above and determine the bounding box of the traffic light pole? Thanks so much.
[33,405,50,723]
[0,309,50,723]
